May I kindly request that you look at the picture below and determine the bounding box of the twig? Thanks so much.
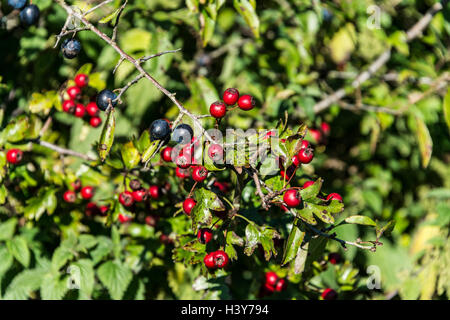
[83,0,114,17]
[37,140,96,161]
[313,0,448,114]
[139,49,182,64]
[111,0,128,43]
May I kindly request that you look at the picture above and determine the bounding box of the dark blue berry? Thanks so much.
[20,4,40,26]
[61,39,81,59]
[8,0,27,10]
[322,8,333,22]
[150,119,171,141]
[96,90,118,111]
[172,124,193,145]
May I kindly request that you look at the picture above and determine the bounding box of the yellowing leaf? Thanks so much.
[328,23,356,64]
[414,116,433,168]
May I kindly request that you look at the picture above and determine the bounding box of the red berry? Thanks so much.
[119,191,134,207]
[275,279,287,292]
[263,282,276,294]
[74,104,85,118]
[213,250,229,268]
[265,272,279,287]
[132,189,148,202]
[301,140,310,149]
[80,186,94,200]
[183,198,196,216]
[280,164,296,180]
[118,213,132,224]
[67,86,81,100]
[223,88,239,105]
[213,181,229,193]
[6,149,23,164]
[90,116,102,128]
[237,94,256,111]
[209,101,227,119]
[85,102,99,117]
[159,234,172,244]
[62,100,76,113]
[292,154,300,167]
[161,147,173,162]
[298,147,314,164]
[71,179,82,192]
[321,288,338,300]
[145,215,159,227]
[175,153,191,169]
[192,166,208,182]
[309,128,322,144]
[328,252,342,265]
[85,202,100,216]
[204,253,216,269]
[283,189,301,208]
[320,122,330,136]
[99,205,109,216]
[197,228,213,244]
[303,180,315,189]
[74,74,89,88]
[148,185,159,199]
[208,144,224,162]
[63,190,76,203]
[176,167,190,179]
[326,193,343,202]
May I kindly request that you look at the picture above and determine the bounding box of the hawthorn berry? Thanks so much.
[204,253,216,269]
[275,279,287,292]
[74,104,85,118]
[145,215,159,227]
[159,234,172,244]
[301,140,310,149]
[71,179,82,192]
[265,272,278,288]
[175,153,191,169]
[85,102,99,117]
[99,205,109,216]
[119,191,134,207]
[326,193,343,202]
[172,124,194,144]
[292,154,300,167]
[176,167,190,179]
[20,4,40,26]
[118,214,132,224]
[208,144,224,162]
[309,128,322,144]
[96,89,117,111]
[62,100,76,114]
[213,181,229,193]
[132,189,148,202]
[63,190,76,203]
[280,164,296,180]
[213,250,229,268]
[223,88,239,105]
[150,119,171,141]
[321,288,338,300]
[61,39,81,59]
[74,74,89,88]
[303,180,315,189]
[320,122,330,136]
[197,228,213,244]
[237,94,256,111]
[149,185,160,199]
[192,166,208,182]
[328,252,342,265]
[67,86,81,100]
[283,189,301,208]
[89,117,102,128]
[6,149,23,164]
[8,0,26,10]
[297,147,314,164]
[80,186,94,200]
[85,202,100,216]
[161,146,173,162]
[210,101,227,118]
[183,198,196,216]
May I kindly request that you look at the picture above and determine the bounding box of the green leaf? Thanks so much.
[135,130,151,153]
[99,7,122,24]
[294,207,317,225]
[233,0,260,38]
[345,215,376,227]
[70,259,95,299]
[51,246,74,272]
[98,108,116,162]
[376,220,396,239]
[443,88,450,133]
[121,141,141,169]
[97,260,133,300]
[414,116,433,168]
[4,267,48,300]
[201,9,216,47]
[141,139,160,163]
[282,219,305,265]
[243,223,260,256]
[0,218,17,241]
[0,115,29,144]
[307,203,335,224]
[119,28,152,53]
[40,273,69,300]
[29,91,60,115]
[0,246,13,276]
[299,178,323,200]
[23,188,57,220]
[7,236,30,267]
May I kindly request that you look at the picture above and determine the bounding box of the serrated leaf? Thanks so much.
[0,218,17,241]
[97,260,133,300]
[135,130,151,153]
[307,203,335,224]
[7,236,30,268]
[294,207,317,225]
[23,188,57,220]
[40,273,69,300]
[4,267,48,300]
[70,259,95,299]
[244,223,259,256]
[0,246,13,276]
[345,215,376,227]
[51,246,74,272]
[98,108,116,162]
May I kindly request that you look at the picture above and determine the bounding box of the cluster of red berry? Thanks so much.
[62,74,102,128]
[282,181,343,210]
[209,88,256,119]
[308,122,330,145]
[260,271,287,296]
[62,180,95,203]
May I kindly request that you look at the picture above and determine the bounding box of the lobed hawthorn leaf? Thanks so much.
[306,202,336,224]
[243,223,279,260]
[244,223,260,256]
[98,108,116,162]
[294,241,309,275]
[345,215,376,227]
[293,207,317,225]
[121,141,141,170]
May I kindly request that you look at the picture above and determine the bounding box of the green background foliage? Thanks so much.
[0,0,449,300]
